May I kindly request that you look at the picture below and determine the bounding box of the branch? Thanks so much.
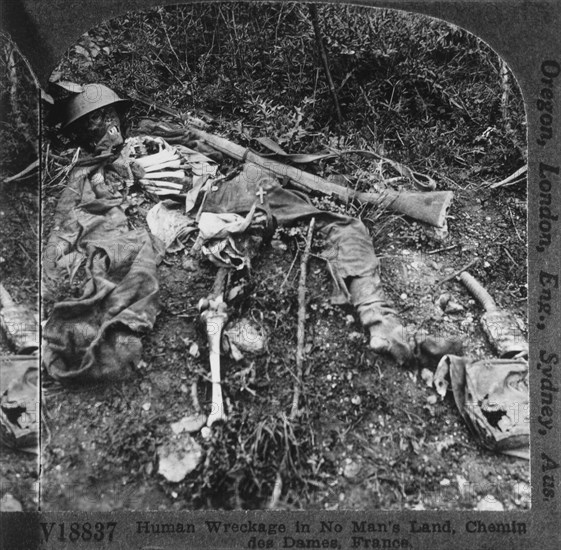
[437,258,479,286]
[269,217,315,510]
[309,5,343,125]
[291,217,315,418]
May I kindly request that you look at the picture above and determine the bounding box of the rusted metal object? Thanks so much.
[460,271,527,358]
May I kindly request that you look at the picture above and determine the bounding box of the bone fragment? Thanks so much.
[200,296,229,427]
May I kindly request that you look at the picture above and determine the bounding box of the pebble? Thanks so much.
[400,293,408,300]
[444,300,464,314]
[456,474,470,497]
[142,402,151,411]
[420,368,434,387]
[475,495,504,511]
[271,239,288,251]
[343,459,362,480]
[188,342,200,358]
[437,293,451,310]
[426,395,438,405]
[440,478,451,487]
[351,395,362,406]
[181,257,197,271]
[157,434,204,483]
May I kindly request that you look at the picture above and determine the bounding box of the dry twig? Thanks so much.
[269,217,315,509]
[308,5,343,125]
[437,258,479,286]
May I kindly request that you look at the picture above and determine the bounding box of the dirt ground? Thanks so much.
[39,162,529,511]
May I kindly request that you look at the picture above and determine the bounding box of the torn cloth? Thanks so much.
[434,355,529,459]
[43,163,164,384]
[146,200,197,252]
[202,163,385,305]
[138,124,409,354]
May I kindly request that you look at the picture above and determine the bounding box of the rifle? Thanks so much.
[131,93,453,228]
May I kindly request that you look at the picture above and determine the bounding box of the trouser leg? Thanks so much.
[203,164,412,364]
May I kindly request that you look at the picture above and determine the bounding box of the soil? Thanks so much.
[39,161,529,512]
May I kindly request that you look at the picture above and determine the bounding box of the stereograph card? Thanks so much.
[0,0,559,549]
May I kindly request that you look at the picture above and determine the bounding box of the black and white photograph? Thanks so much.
[0,0,559,548]
[39,1,530,511]
[0,19,40,512]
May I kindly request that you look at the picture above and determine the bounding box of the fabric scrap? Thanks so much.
[42,161,164,384]
[146,201,197,252]
[435,355,529,459]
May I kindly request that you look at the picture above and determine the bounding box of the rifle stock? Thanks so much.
[183,126,452,228]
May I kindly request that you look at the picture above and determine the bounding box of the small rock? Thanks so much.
[271,239,288,251]
[181,257,197,271]
[456,474,470,497]
[157,433,203,483]
[0,493,22,512]
[440,478,451,487]
[437,293,451,310]
[420,368,434,387]
[142,402,151,411]
[426,395,438,405]
[348,331,363,342]
[171,414,207,435]
[351,395,362,406]
[188,342,200,358]
[444,300,464,314]
[400,293,408,300]
[345,314,355,326]
[513,482,531,506]
[343,459,362,480]
[475,495,504,511]
[200,426,211,439]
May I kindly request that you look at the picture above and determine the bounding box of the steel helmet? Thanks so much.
[61,83,130,128]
